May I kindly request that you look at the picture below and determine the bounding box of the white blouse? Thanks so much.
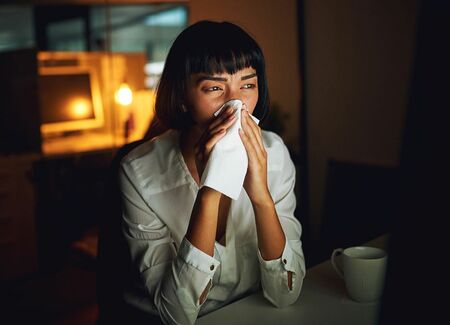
[118,129,305,325]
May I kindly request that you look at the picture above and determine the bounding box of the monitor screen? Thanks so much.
[38,66,104,135]
[40,73,95,123]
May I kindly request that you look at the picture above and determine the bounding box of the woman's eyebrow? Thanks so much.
[195,73,257,84]
[196,76,228,84]
[241,73,257,80]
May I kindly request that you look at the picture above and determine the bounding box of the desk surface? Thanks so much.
[41,132,125,157]
[197,235,388,325]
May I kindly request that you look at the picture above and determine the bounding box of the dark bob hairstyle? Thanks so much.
[150,20,270,136]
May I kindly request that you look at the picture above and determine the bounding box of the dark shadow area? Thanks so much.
[0,48,41,154]
[303,160,399,268]
[33,152,113,272]
[96,139,163,325]
[379,0,450,323]
[316,160,398,265]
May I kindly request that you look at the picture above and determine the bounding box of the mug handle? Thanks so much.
[331,248,344,279]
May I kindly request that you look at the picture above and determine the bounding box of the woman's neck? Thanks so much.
[179,126,204,184]
[179,126,202,156]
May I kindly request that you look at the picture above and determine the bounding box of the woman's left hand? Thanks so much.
[239,109,271,205]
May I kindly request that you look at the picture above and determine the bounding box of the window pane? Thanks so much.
[90,4,188,88]
[47,18,86,51]
[0,5,35,52]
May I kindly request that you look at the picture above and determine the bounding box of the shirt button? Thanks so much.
[210,264,215,271]
[283,259,287,264]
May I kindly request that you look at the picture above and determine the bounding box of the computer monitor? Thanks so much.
[38,66,104,136]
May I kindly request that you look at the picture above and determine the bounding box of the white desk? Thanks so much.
[197,235,388,325]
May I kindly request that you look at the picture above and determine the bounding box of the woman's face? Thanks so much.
[185,67,259,128]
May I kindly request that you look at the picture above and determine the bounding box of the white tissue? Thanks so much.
[200,99,259,200]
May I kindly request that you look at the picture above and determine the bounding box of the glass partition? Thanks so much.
[0,2,188,155]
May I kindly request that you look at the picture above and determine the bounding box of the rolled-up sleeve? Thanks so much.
[119,163,219,324]
[257,142,306,308]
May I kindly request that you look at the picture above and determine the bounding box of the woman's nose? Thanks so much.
[225,87,243,104]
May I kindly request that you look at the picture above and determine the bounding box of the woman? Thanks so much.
[119,20,305,324]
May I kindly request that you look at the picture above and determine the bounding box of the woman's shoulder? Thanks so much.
[122,130,175,159]
[261,130,285,148]
[119,129,180,178]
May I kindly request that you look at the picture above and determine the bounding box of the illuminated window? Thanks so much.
[0,6,35,52]
[90,5,188,88]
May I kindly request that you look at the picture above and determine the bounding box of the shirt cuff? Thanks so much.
[178,237,221,275]
[257,236,296,273]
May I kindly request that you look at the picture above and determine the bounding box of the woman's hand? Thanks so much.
[194,106,237,178]
[239,109,272,205]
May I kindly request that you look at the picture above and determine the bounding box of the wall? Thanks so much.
[304,0,419,238]
[189,0,301,152]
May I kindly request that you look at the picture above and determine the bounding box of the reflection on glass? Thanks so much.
[90,4,188,89]
[1,4,188,90]
[144,7,187,26]
[47,18,86,51]
[0,5,35,52]
[0,2,187,150]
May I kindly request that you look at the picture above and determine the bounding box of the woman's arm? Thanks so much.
[185,187,221,257]
[239,109,305,307]
[239,108,286,260]
[185,105,237,257]
[252,199,286,261]
[120,163,221,325]
[185,187,222,305]
[252,196,294,291]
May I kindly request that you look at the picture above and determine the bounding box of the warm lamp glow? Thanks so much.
[69,97,91,118]
[115,83,133,106]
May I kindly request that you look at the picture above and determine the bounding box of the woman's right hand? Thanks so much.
[194,106,237,178]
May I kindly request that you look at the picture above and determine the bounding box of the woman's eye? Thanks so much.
[204,86,222,92]
[241,83,256,89]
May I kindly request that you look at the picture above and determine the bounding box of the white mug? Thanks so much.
[331,246,387,302]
